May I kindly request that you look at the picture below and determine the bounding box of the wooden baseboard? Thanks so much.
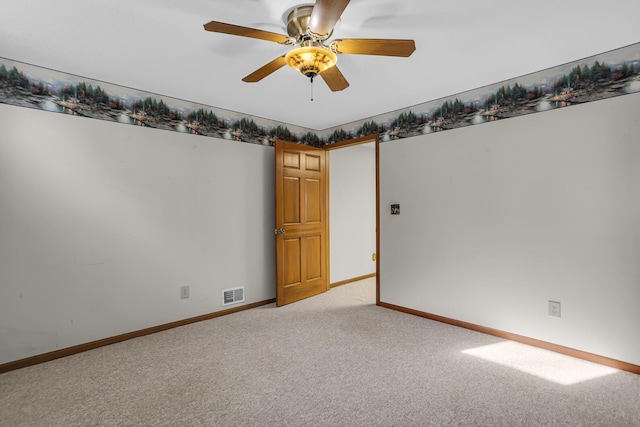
[0,298,276,374]
[330,273,376,288]
[378,301,640,375]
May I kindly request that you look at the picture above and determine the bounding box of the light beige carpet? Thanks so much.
[1,278,639,426]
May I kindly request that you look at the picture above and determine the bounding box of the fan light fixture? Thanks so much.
[284,45,337,79]
[204,0,416,95]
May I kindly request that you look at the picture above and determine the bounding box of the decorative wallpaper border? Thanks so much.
[323,42,640,143]
[0,58,311,146]
[1,42,639,147]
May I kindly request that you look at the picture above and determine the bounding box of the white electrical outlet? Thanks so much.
[548,300,561,318]
[180,285,190,299]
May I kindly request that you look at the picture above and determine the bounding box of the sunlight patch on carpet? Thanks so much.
[462,341,618,385]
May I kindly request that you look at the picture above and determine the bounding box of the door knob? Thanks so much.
[274,228,286,235]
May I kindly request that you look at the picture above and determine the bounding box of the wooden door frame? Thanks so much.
[323,134,380,305]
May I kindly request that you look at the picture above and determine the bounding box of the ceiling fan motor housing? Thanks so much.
[285,5,332,42]
[286,5,313,39]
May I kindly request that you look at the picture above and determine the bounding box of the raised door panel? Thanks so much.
[305,178,321,223]
[305,154,321,172]
[283,151,301,169]
[283,176,301,225]
[284,237,302,287]
[305,235,322,281]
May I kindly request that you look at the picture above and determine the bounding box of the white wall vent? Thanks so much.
[222,287,245,306]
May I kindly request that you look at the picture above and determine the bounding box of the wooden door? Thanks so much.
[275,140,328,306]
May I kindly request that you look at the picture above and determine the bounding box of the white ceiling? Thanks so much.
[1,0,639,130]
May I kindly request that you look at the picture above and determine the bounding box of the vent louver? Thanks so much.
[222,287,245,306]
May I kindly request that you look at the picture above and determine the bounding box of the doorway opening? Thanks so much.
[325,135,380,304]
[274,135,380,306]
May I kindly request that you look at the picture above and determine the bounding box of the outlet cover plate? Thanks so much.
[180,285,190,299]
[548,300,561,317]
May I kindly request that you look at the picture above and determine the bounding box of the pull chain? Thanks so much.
[310,75,314,102]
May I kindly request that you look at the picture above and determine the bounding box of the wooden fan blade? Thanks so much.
[332,39,416,57]
[308,0,350,38]
[242,56,287,83]
[204,21,289,44]
[320,66,349,92]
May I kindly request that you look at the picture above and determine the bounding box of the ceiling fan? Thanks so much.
[203,0,416,92]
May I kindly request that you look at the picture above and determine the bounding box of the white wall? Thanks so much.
[329,142,377,283]
[0,104,275,364]
[380,92,640,366]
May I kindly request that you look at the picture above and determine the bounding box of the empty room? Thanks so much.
[1,1,639,425]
